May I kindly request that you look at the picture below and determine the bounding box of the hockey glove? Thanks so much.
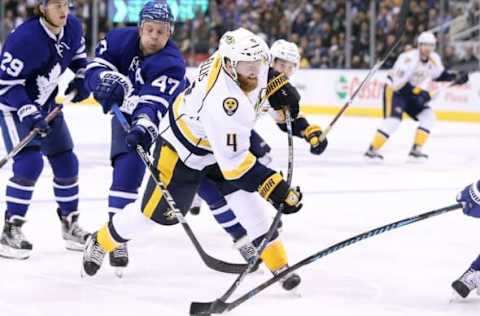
[267,68,300,119]
[454,71,469,86]
[259,172,303,214]
[18,104,50,138]
[125,115,158,152]
[303,124,328,155]
[412,87,431,105]
[456,181,480,218]
[65,76,90,103]
[93,71,131,114]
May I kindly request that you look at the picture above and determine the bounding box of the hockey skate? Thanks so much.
[451,268,480,298]
[234,236,262,273]
[408,145,428,161]
[109,243,129,278]
[81,232,106,277]
[364,146,384,161]
[0,216,33,260]
[57,209,90,251]
[273,265,302,292]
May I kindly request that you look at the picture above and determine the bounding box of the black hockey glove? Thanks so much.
[65,76,90,103]
[453,71,469,85]
[303,124,328,155]
[267,68,300,119]
[258,172,303,214]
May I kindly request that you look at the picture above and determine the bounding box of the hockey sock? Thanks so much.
[471,254,480,271]
[414,127,430,148]
[260,238,289,272]
[198,178,247,240]
[108,153,145,219]
[371,130,389,150]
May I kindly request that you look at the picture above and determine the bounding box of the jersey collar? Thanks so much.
[39,17,65,42]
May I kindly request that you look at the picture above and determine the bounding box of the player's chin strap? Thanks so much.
[189,107,294,316]
[110,105,249,274]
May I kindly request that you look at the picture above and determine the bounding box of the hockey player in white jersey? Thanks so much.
[364,32,468,160]
[82,28,303,290]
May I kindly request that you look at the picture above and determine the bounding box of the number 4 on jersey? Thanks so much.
[227,133,237,152]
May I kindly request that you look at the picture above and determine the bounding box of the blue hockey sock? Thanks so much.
[48,150,79,216]
[5,149,43,219]
[198,179,247,241]
[471,254,480,271]
[108,153,145,218]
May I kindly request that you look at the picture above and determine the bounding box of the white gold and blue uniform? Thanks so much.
[0,7,90,259]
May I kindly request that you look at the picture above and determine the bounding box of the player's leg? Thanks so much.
[0,111,43,259]
[452,254,480,298]
[43,113,90,251]
[225,190,301,291]
[365,85,403,160]
[107,118,147,271]
[82,142,201,276]
[406,105,435,159]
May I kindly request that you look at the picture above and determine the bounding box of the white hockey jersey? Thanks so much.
[386,49,445,91]
[159,51,269,180]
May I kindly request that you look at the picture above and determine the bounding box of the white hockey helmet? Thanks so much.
[417,32,436,46]
[270,39,300,65]
[219,28,270,80]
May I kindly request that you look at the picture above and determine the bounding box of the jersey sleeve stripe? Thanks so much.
[222,152,257,180]
[140,95,169,108]
[86,57,119,72]
[72,53,87,61]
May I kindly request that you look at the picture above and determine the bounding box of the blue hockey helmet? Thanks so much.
[37,0,73,7]
[139,1,174,30]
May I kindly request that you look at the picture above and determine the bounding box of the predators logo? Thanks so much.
[223,97,239,116]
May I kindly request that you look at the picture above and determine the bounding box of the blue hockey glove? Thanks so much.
[125,115,158,152]
[93,71,131,114]
[18,104,50,138]
[456,181,480,218]
[303,124,328,155]
[65,76,90,103]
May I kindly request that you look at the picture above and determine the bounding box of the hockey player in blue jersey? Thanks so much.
[0,0,91,259]
[84,0,186,275]
[451,182,480,298]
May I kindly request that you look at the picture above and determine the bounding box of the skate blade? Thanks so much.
[65,240,85,252]
[0,244,31,260]
[406,156,428,164]
[449,290,465,303]
[114,267,126,278]
[364,156,383,163]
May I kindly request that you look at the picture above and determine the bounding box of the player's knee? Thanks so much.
[48,150,79,178]
[12,148,44,181]
[417,108,435,130]
[379,117,401,136]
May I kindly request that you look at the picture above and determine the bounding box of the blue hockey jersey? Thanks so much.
[85,27,186,125]
[0,16,86,113]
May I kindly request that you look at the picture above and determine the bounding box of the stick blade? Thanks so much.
[190,300,228,315]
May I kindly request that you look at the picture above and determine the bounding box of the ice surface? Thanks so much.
[1,106,479,316]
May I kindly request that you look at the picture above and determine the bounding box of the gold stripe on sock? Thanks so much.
[260,239,288,272]
[414,129,430,147]
[371,131,388,150]
[97,224,119,252]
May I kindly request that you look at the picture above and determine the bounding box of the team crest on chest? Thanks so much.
[223,97,238,116]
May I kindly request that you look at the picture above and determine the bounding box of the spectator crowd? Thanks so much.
[1,0,478,69]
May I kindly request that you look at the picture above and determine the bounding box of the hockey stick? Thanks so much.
[111,105,248,274]
[190,203,462,315]
[0,105,63,169]
[190,109,294,315]
[319,0,411,142]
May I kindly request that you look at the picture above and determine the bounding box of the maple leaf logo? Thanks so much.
[35,63,61,105]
